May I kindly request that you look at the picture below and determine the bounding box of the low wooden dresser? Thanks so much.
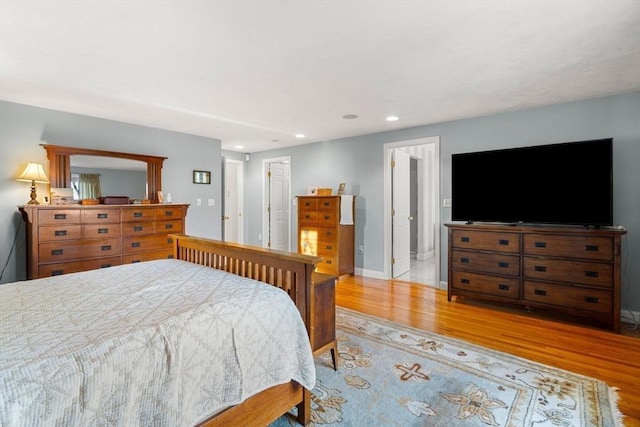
[446,223,626,332]
[20,204,189,279]
[310,272,338,370]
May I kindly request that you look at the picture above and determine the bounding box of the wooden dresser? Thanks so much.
[446,223,626,332]
[297,195,355,276]
[20,204,189,279]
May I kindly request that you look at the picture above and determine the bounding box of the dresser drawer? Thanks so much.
[316,256,338,274]
[39,209,81,225]
[523,281,612,314]
[122,250,174,264]
[39,238,122,262]
[523,234,613,261]
[38,256,122,277]
[81,209,121,224]
[122,222,156,236]
[81,223,121,239]
[452,249,520,276]
[156,206,183,219]
[451,271,520,299]
[299,198,318,210]
[157,219,183,233]
[451,230,520,253]
[317,242,338,257]
[317,197,337,211]
[122,208,156,222]
[123,234,174,254]
[38,225,82,242]
[523,257,613,288]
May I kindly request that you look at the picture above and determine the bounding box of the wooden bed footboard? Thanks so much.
[170,234,320,426]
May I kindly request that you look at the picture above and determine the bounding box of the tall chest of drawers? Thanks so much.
[297,195,355,276]
[19,204,189,279]
[446,223,626,332]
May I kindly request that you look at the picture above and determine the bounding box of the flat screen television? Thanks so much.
[451,138,613,227]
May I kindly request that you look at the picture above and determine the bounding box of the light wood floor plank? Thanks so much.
[335,275,640,426]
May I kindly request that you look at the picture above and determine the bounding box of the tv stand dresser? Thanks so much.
[446,223,626,332]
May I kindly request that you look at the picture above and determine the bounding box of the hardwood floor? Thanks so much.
[335,275,640,427]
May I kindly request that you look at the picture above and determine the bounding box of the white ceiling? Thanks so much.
[1,1,639,153]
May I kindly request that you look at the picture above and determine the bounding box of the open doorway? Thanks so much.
[261,156,291,251]
[383,137,440,288]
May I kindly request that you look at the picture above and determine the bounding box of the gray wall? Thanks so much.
[0,100,222,284]
[244,92,640,312]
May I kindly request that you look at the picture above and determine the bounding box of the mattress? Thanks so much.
[0,259,316,426]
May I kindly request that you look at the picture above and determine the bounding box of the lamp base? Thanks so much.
[27,183,40,205]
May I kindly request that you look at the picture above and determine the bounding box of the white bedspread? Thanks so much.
[0,259,316,426]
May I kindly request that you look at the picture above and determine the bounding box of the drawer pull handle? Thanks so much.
[534,289,547,296]
[534,265,547,272]
[167,238,173,243]
[164,211,173,216]
[305,202,311,206]
[498,262,509,268]
[132,242,141,248]
[97,213,108,219]
[326,245,332,249]
[585,245,599,252]
[168,255,174,259]
[326,260,332,264]
[585,296,599,304]
[460,257,470,263]
[305,215,311,219]
[98,228,108,234]
[54,230,67,236]
[101,245,112,251]
[132,259,140,263]
[324,215,330,220]
[51,249,64,256]
[101,264,111,268]
[498,239,509,245]
[534,241,547,248]
[165,223,173,229]
[326,231,333,236]
[134,212,143,217]
[134,226,143,231]
[461,236,470,243]
[323,202,330,206]
[460,278,470,284]
[498,284,510,291]
[585,271,599,278]
[54,213,67,220]
[51,269,64,276]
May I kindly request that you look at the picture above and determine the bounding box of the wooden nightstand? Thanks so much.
[310,272,338,370]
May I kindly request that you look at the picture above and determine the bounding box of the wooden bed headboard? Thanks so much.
[170,234,321,323]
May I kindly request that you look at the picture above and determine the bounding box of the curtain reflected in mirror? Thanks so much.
[72,173,102,200]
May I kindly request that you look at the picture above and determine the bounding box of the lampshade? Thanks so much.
[17,162,50,184]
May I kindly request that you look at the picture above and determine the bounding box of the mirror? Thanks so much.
[70,155,147,200]
[42,144,166,203]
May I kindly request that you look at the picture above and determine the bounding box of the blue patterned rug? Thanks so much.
[272,307,622,426]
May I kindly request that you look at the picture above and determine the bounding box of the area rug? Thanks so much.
[272,307,622,427]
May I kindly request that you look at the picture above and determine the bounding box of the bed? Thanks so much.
[0,234,321,426]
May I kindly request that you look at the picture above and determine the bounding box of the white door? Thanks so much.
[224,159,243,243]
[264,160,290,251]
[392,149,411,278]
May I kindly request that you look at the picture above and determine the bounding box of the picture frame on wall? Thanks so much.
[193,170,211,184]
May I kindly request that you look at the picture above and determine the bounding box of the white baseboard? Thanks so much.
[416,251,435,261]
[354,268,386,280]
[621,309,640,324]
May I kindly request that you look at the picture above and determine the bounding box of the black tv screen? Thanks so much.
[451,138,613,226]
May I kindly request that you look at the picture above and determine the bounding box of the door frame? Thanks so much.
[383,136,441,287]
[261,156,292,251]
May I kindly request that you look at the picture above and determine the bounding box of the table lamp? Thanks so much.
[17,162,50,205]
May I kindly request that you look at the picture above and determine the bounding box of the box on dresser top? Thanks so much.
[19,204,189,279]
[446,223,627,333]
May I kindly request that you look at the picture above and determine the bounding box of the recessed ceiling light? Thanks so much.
[342,114,359,119]
[386,116,399,122]
[295,134,306,138]
[235,145,244,149]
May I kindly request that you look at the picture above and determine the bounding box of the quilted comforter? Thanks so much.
[0,259,316,426]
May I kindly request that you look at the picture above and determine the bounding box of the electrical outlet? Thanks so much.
[196,198,202,206]
[358,245,364,254]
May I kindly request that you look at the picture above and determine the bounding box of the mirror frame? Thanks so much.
[41,144,167,203]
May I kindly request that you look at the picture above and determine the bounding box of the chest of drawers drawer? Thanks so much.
[523,234,613,261]
[451,270,520,299]
[81,209,121,224]
[451,249,520,276]
[39,209,81,224]
[451,230,520,253]
[158,219,183,233]
[39,257,122,277]
[123,234,174,254]
[523,281,612,314]
[39,238,122,262]
[523,257,612,287]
